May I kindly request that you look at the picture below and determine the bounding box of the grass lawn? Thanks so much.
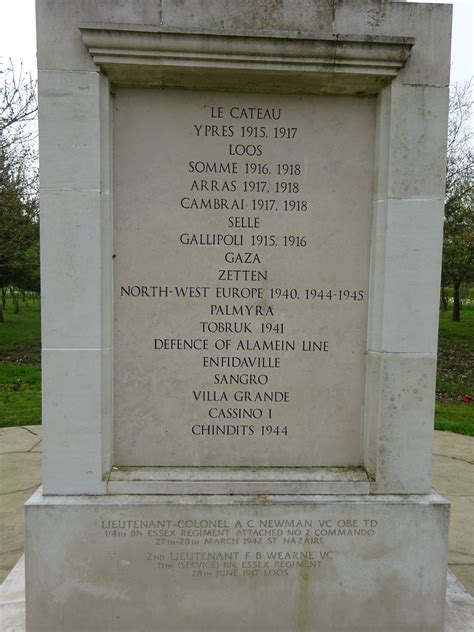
[436,304,474,436]
[0,297,41,428]
[0,299,41,360]
[0,295,472,435]
[435,401,474,436]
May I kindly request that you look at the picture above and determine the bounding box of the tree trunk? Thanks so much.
[452,281,461,321]
[440,287,448,311]
[0,304,4,323]
[11,288,19,314]
[1,287,5,310]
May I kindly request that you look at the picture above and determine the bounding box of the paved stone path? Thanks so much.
[0,426,42,584]
[432,431,474,595]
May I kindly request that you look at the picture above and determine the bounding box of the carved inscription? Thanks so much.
[99,516,379,578]
[113,90,375,466]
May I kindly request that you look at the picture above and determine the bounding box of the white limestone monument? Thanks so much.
[27,1,452,630]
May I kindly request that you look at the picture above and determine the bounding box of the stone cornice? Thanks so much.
[80,24,414,94]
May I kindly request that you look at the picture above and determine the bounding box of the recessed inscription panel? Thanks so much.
[113,88,375,466]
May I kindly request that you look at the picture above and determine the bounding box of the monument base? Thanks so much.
[25,489,449,632]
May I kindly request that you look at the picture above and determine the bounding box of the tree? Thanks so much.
[0,60,39,322]
[442,80,474,321]
[1,59,37,164]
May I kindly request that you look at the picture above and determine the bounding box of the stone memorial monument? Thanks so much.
[27,1,452,630]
